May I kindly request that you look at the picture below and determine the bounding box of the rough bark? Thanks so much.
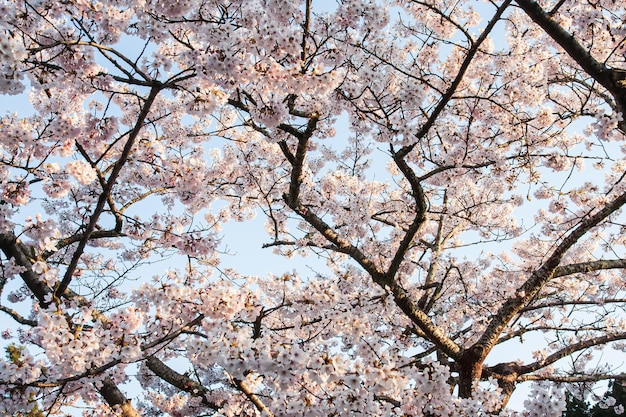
[99,378,142,417]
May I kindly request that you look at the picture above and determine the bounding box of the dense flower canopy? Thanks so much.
[0,0,625,416]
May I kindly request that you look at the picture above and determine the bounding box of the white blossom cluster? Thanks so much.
[0,32,25,95]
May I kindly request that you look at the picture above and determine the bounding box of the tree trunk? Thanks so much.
[457,345,486,398]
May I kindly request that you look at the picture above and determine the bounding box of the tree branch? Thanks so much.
[0,233,50,305]
[398,0,513,157]
[234,378,275,417]
[98,377,141,417]
[519,373,626,383]
[477,189,626,356]
[0,233,140,416]
[515,0,626,130]
[145,356,221,410]
[55,83,163,300]
[517,332,626,375]
[554,258,626,278]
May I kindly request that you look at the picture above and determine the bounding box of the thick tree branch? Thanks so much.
[477,189,626,356]
[517,332,626,375]
[145,356,221,410]
[285,201,463,358]
[519,373,626,383]
[55,83,163,300]
[389,280,464,359]
[285,135,312,207]
[0,305,37,326]
[0,232,140,416]
[14,314,207,390]
[300,0,311,63]
[498,325,616,345]
[0,306,37,327]
[386,148,428,280]
[521,298,626,313]
[515,0,626,130]
[398,0,512,157]
[378,1,514,332]
[234,378,275,417]
[53,229,126,253]
[286,201,384,278]
[554,258,626,278]
[0,233,50,304]
[99,377,141,417]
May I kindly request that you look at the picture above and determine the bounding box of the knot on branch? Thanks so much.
[611,69,626,89]
[609,69,626,132]
[487,362,521,380]
[460,344,485,364]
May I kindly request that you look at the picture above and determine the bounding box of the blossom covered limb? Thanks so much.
[0,232,141,415]
[0,304,37,326]
[283,161,463,360]
[277,79,466,362]
[516,332,626,376]
[2,0,626,414]
[386,147,428,279]
[144,356,221,410]
[398,0,512,150]
[515,0,626,131]
[520,299,626,313]
[98,377,141,417]
[53,229,126,252]
[553,259,626,278]
[0,232,51,305]
[233,377,276,417]
[478,189,626,355]
[519,374,626,383]
[482,332,626,406]
[54,84,163,301]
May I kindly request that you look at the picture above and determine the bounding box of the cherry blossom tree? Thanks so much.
[0,0,625,415]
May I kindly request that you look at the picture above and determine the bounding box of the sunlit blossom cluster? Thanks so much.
[0,32,25,95]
